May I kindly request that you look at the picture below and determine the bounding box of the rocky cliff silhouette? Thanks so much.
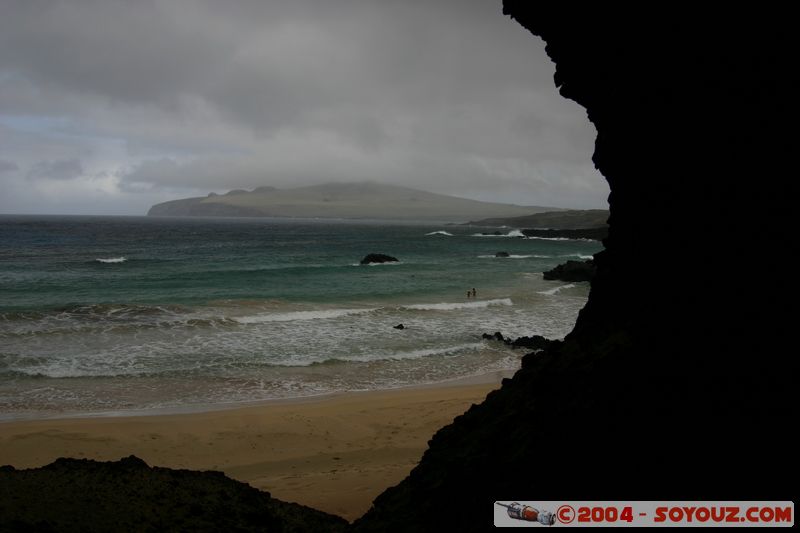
[353,5,796,531]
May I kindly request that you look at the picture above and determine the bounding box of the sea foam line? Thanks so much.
[302,342,486,366]
[402,298,513,311]
[478,254,534,259]
[538,284,576,295]
[95,257,127,263]
[425,230,453,236]
[236,308,376,324]
[471,229,525,238]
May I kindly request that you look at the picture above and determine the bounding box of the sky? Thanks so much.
[0,0,609,215]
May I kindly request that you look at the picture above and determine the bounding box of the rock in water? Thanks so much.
[393,323,405,330]
[360,253,399,265]
[495,251,510,257]
[481,331,506,342]
[542,259,596,282]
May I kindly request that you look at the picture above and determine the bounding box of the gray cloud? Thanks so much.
[27,158,84,181]
[0,159,19,173]
[0,0,608,215]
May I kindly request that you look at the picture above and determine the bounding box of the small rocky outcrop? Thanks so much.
[359,254,399,265]
[393,323,405,329]
[542,259,595,282]
[495,251,510,257]
[482,332,553,351]
[482,331,506,342]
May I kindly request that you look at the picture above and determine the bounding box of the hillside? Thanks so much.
[466,208,608,228]
[147,182,560,222]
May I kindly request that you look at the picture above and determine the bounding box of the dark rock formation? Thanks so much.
[359,253,399,265]
[542,259,596,282]
[482,332,552,352]
[481,331,506,342]
[495,251,510,257]
[393,323,405,330]
[509,335,552,351]
[354,5,795,532]
[522,227,608,240]
[0,456,347,532]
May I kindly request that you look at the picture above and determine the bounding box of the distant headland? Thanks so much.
[147,182,567,222]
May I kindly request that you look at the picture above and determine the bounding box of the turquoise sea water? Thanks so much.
[0,215,602,419]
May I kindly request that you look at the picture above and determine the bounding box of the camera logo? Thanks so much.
[495,502,556,526]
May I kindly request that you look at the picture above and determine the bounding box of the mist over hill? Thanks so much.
[147,182,562,222]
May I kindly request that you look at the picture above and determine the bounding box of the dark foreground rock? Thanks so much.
[359,253,398,265]
[542,259,596,282]
[0,456,347,533]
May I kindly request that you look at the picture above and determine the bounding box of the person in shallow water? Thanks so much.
[472,288,477,298]
[467,290,471,298]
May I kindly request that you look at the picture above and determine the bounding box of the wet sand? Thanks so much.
[0,378,504,521]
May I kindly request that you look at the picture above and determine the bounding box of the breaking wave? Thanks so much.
[236,308,376,324]
[402,298,513,311]
[471,229,525,238]
[306,343,485,366]
[538,284,576,295]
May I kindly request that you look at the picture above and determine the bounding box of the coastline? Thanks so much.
[0,373,510,520]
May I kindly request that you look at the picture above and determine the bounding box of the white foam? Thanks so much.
[478,255,534,259]
[560,254,595,260]
[471,229,525,238]
[96,257,127,263]
[538,284,576,295]
[350,261,402,267]
[425,231,453,236]
[402,298,513,311]
[313,342,487,364]
[367,342,485,361]
[236,308,376,324]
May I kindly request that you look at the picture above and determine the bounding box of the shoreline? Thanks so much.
[0,373,510,520]
[0,368,513,423]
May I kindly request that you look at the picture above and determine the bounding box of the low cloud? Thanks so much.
[0,0,608,214]
[0,159,19,173]
[27,158,84,181]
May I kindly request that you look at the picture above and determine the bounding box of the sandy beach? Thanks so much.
[0,377,504,521]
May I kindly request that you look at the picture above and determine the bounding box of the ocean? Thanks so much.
[0,215,602,420]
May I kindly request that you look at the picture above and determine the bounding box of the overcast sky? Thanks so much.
[0,0,608,215]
